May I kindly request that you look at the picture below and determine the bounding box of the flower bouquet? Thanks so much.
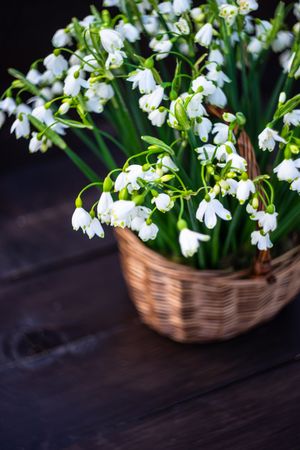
[2,0,300,341]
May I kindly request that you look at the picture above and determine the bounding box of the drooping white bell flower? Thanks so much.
[148,109,167,127]
[173,0,191,16]
[258,127,286,151]
[251,230,273,251]
[85,218,105,239]
[152,193,174,212]
[130,206,151,232]
[194,117,212,142]
[236,178,255,204]
[64,65,88,97]
[127,69,156,94]
[158,1,174,14]
[31,104,54,126]
[97,192,114,224]
[149,35,172,60]
[283,110,300,127]
[126,164,145,191]
[105,50,126,70]
[26,69,42,85]
[138,222,159,241]
[139,86,164,112]
[255,210,278,233]
[142,15,159,35]
[29,132,52,153]
[179,228,210,258]
[195,23,214,47]
[206,63,231,88]
[10,115,30,139]
[0,97,16,115]
[175,17,190,35]
[52,28,72,48]
[247,37,263,57]
[280,51,295,74]
[272,31,293,53]
[191,75,216,95]
[196,144,217,161]
[187,93,207,119]
[52,80,64,96]
[99,29,124,54]
[115,21,140,43]
[208,48,224,65]
[219,4,239,26]
[274,159,300,182]
[226,153,247,172]
[207,87,227,108]
[212,123,230,144]
[72,207,91,231]
[237,0,258,15]
[83,54,99,72]
[196,194,232,229]
[291,178,300,193]
[158,155,178,173]
[110,200,136,228]
[220,178,238,196]
[44,53,68,76]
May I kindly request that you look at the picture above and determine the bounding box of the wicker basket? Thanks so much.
[116,228,300,342]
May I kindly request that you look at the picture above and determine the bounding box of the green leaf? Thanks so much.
[141,136,175,155]
[274,94,300,120]
[55,116,93,130]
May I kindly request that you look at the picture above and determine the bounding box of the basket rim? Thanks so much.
[115,227,300,282]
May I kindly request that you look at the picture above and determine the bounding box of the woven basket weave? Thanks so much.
[115,105,300,342]
[116,228,300,342]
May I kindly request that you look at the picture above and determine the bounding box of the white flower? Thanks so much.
[83,54,99,72]
[283,110,300,127]
[237,0,258,15]
[64,65,87,97]
[105,51,125,70]
[294,2,300,20]
[255,211,278,233]
[142,15,159,35]
[195,23,214,47]
[52,28,72,48]
[26,69,41,85]
[139,86,164,112]
[130,206,151,231]
[0,97,16,115]
[191,75,216,95]
[173,0,191,16]
[274,159,300,182]
[187,93,207,119]
[99,29,124,53]
[258,127,286,152]
[179,228,210,258]
[196,144,216,161]
[206,63,230,88]
[10,115,30,139]
[110,200,136,227]
[29,132,52,153]
[196,195,232,229]
[226,153,247,172]
[149,35,172,59]
[256,20,272,40]
[207,87,227,108]
[272,31,293,53]
[194,117,212,142]
[152,193,174,212]
[247,37,263,57]
[44,53,68,76]
[85,218,104,239]
[236,179,255,203]
[138,222,159,241]
[220,178,238,196]
[148,109,167,127]
[208,49,224,65]
[219,4,239,26]
[127,69,156,94]
[97,192,114,224]
[116,21,140,43]
[158,1,173,14]
[114,172,128,192]
[251,231,273,251]
[175,18,190,35]
[212,123,230,144]
[291,178,300,193]
[280,51,294,74]
[158,155,178,173]
[72,207,91,231]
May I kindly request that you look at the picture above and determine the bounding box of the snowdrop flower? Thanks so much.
[83,54,99,72]
[255,210,278,233]
[52,28,72,48]
[283,110,300,127]
[149,35,172,59]
[158,1,173,14]
[191,75,216,96]
[152,193,174,212]
[114,171,128,192]
[236,178,255,204]
[130,206,151,232]
[207,87,227,108]
[138,222,159,241]
[212,123,230,144]
[219,4,239,26]
[208,48,224,65]
[29,132,52,153]
[220,178,238,196]
[127,69,156,94]
[226,153,247,172]
[72,207,91,231]
[173,0,191,16]
[256,20,272,41]
[206,63,230,88]
[196,144,216,161]
[158,155,178,173]
[44,53,68,76]
[194,117,212,142]
[291,178,300,193]
[99,29,124,53]
[187,94,207,119]
[97,192,114,224]
[52,81,64,96]
[85,218,104,239]
[272,31,293,53]
[31,104,54,126]
[105,51,125,70]
[179,228,210,258]
[64,66,87,97]
[0,97,16,115]
[139,86,164,112]
[175,18,190,35]
[148,109,167,127]
[10,115,30,139]
[115,21,140,43]
[258,127,286,151]
[251,231,273,251]
[142,15,159,35]
[110,200,136,227]
[26,69,42,85]
[247,38,263,57]
[274,159,300,182]
[126,164,145,191]
[0,111,5,128]
[195,23,214,47]
[196,195,232,229]
[237,0,258,15]
[280,51,294,74]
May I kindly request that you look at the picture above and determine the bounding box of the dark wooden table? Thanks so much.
[1,157,300,450]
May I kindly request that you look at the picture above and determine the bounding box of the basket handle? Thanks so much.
[207,105,272,277]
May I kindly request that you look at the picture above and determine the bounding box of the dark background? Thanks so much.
[0,0,288,172]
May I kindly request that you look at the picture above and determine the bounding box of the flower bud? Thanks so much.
[252,196,259,209]
[236,112,246,126]
[119,188,128,200]
[177,219,188,231]
[144,58,154,69]
[169,90,178,101]
[279,92,286,104]
[103,176,113,192]
[174,98,190,131]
